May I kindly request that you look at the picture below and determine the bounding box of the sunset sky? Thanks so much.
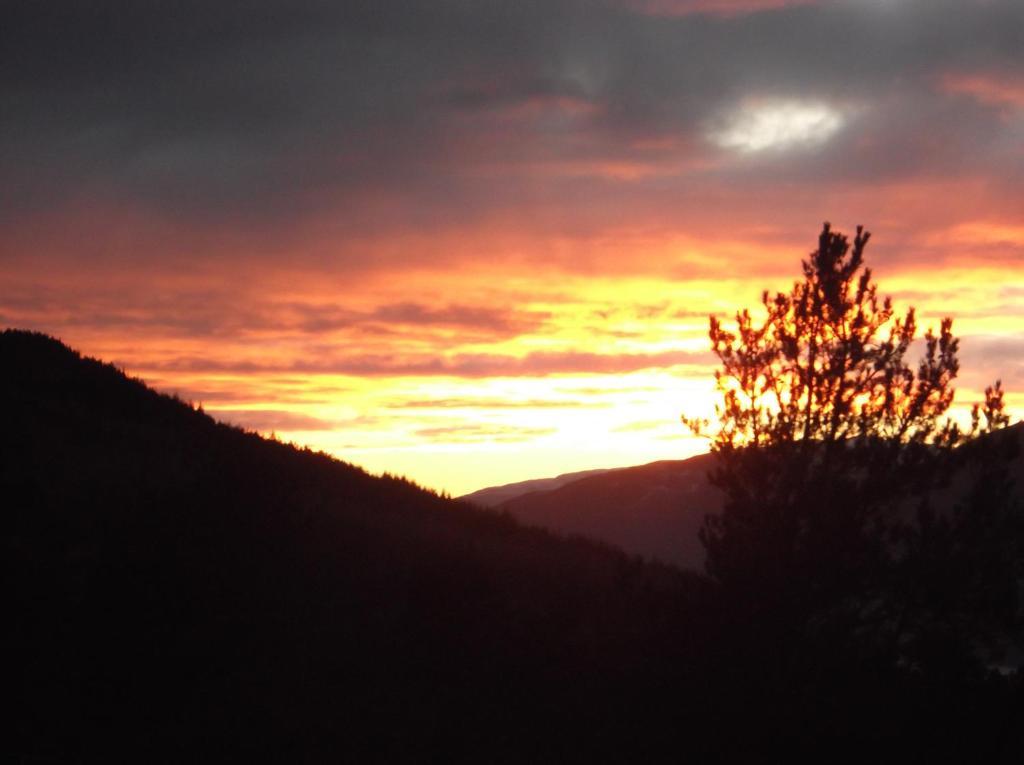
[3,0,1023,495]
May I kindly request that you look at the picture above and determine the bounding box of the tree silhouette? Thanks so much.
[685,223,1018,666]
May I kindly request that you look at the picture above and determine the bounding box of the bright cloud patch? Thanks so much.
[710,100,844,153]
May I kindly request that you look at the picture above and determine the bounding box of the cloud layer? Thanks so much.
[4,1,1023,264]
[3,0,1023,492]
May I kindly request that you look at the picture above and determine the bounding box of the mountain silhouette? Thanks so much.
[3,329,706,762]
[472,456,720,569]
[461,467,612,508]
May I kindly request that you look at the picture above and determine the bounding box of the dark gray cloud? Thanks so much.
[3,0,1022,263]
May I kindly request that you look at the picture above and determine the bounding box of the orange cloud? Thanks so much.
[943,72,1024,110]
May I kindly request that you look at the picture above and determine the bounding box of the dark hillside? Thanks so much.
[493,456,719,569]
[3,329,705,762]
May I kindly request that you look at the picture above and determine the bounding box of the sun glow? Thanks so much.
[5,214,1023,498]
[8,241,1021,497]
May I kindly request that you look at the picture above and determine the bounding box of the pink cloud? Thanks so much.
[942,72,1024,110]
[211,409,339,432]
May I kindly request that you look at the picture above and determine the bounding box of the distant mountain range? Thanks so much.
[461,467,613,507]
[465,456,720,569]
[466,426,1024,572]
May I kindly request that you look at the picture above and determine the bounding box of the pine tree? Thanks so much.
[685,223,1017,660]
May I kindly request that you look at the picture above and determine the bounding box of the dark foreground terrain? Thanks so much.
[5,330,1022,762]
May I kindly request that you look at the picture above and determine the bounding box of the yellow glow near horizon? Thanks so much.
[7,223,1022,498]
[191,369,718,496]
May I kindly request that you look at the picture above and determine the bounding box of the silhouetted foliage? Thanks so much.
[686,224,1022,684]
